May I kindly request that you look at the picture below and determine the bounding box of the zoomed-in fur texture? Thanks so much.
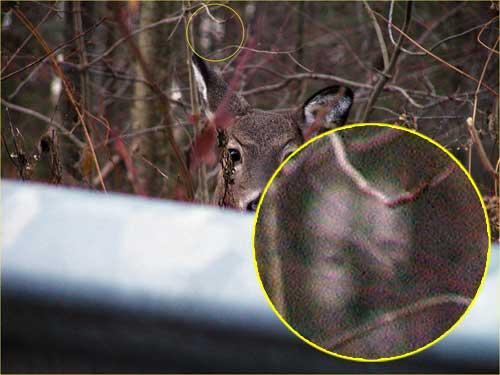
[255,126,488,360]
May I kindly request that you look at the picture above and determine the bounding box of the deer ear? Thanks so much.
[191,54,250,120]
[301,86,353,137]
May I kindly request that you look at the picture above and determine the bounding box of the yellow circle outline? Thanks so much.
[185,3,245,63]
[252,123,491,362]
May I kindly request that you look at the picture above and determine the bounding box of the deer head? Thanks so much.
[192,55,353,211]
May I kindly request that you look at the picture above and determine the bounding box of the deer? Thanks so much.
[191,56,487,359]
[191,55,353,211]
[253,124,488,359]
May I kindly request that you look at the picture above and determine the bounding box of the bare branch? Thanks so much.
[372,8,498,97]
[2,17,106,81]
[82,14,183,70]
[467,37,498,178]
[13,7,107,191]
[1,98,85,148]
[361,1,413,122]
[328,131,457,208]
[363,0,389,69]
[113,6,194,199]
[477,16,500,55]
[1,5,54,75]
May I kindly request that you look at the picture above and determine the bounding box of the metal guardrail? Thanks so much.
[2,180,498,373]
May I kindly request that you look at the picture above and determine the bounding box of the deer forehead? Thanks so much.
[226,110,302,149]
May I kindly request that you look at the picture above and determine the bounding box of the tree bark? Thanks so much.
[129,2,172,197]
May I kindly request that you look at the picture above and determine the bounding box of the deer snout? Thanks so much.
[245,192,262,212]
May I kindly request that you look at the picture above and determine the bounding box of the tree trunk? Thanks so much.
[129,2,171,197]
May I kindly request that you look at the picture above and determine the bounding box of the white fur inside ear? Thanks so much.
[326,96,352,123]
[304,95,352,125]
[192,62,208,105]
[304,98,321,125]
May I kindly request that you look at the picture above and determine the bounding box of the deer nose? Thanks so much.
[246,194,261,212]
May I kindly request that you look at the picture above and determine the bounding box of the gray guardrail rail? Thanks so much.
[2,180,498,373]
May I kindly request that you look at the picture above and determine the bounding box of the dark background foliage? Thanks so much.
[1,1,498,235]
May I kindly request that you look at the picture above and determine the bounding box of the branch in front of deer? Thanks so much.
[12,7,107,192]
[329,132,457,208]
[326,293,471,350]
[346,127,404,153]
[184,7,209,203]
[199,3,230,24]
[361,1,413,122]
[467,37,499,178]
[113,6,194,199]
[371,8,498,97]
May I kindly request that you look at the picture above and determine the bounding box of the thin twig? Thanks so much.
[361,1,413,121]
[388,0,420,56]
[13,7,107,191]
[427,23,487,54]
[1,17,106,81]
[328,132,456,208]
[82,14,183,70]
[7,61,44,100]
[1,132,21,177]
[372,8,498,96]
[386,85,424,108]
[1,98,85,148]
[398,2,466,62]
[477,16,500,55]
[91,154,121,187]
[114,7,194,199]
[1,4,54,75]
[73,2,91,135]
[4,107,26,180]
[363,0,389,69]
[467,38,499,178]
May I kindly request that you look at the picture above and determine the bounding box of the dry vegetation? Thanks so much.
[1,1,498,236]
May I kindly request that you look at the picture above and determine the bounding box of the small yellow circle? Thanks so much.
[185,3,245,63]
[252,123,491,362]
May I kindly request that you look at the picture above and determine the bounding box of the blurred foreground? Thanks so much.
[2,181,498,373]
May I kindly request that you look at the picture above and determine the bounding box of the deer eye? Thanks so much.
[228,148,241,163]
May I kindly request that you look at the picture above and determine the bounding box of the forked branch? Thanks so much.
[328,132,456,208]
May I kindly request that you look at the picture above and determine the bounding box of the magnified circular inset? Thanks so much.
[185,3,245,63]
[253,124,490,361]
